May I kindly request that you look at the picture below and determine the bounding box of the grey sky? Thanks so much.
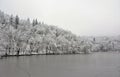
[0,0,120,36]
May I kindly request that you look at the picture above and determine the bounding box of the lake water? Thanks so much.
[0,52,120,77]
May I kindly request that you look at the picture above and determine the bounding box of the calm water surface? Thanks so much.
[0,52,120,77]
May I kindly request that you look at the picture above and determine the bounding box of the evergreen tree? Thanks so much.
[15,15,19,25]
[9,15,13,25]
[32,19,35,26]
[26,18,31,26]
[27,18,30,23]
[14,15,19,29]
[35,19,38,25]
[2,19,6,25]
[32,19,38,26]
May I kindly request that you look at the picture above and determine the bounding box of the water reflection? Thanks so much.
[0,52,120,77]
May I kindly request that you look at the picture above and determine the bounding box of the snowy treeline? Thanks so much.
[0,10,120,56]
[86,36,120,52]
[0,10,90,56]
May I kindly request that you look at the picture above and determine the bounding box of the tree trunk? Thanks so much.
[16,48,20,56]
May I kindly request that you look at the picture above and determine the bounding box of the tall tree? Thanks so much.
[32,19,36,26]
[27,18,30,24]
[2,19,6,25]
[32,19,38,26]
[15,15,19,29]
[9,15,13,25]
[35,19,38,25]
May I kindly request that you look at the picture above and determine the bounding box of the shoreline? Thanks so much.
[0,52,87,59]
[0,51,119,59]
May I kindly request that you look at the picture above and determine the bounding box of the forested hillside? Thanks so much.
[0,10,90,56]
[0,10,120,56]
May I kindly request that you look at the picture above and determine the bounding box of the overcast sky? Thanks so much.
[0,0,120,36]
